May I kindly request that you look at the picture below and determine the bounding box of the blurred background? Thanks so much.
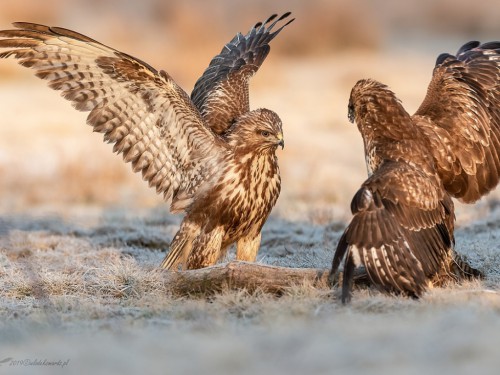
[0,0,499,221]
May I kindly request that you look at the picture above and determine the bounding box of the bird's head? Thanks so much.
[348,79,389,125]
[348,79,409,133]
[226,108,284,153]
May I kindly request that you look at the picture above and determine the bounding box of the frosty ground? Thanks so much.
[1,204,499,375]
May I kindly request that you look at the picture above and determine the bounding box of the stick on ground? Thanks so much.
[163,261,368,296]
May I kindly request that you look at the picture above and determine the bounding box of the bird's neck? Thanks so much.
[235,150,277,169]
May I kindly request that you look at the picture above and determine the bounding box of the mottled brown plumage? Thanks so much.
[191,13,293,135]
[332,41,500,302]
[0,13,293,270]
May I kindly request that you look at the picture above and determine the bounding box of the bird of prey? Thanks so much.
[331,41,500,303]
[0,13,293,270]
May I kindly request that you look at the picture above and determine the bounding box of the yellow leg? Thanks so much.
[236,232,261,262]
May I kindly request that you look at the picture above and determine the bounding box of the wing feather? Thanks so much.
[0,22,225,211]
[190,12,294,134]
[332,162,453,299]
[413,41,500,202]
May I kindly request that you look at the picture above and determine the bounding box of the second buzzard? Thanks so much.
[331,41,500,302]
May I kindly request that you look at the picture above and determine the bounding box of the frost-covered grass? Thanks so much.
[1,205,499,374]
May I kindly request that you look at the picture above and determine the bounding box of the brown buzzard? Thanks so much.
[0,13,293,270]
[331,41,500,302]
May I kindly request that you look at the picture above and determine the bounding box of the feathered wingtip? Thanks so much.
[456,40,480,56]
[258,12,294,31]
[249,12,295,41]
[437,40,500,66]
[222,12,294,53]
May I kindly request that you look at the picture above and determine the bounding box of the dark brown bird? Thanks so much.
[331,41,500,302]
[0,13,293,270]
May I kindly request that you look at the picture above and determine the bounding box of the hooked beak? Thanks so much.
[348,103,355,123]
[277,133,284,150]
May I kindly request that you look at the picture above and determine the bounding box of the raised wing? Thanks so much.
[413,41,500,203]
[330,162,454,303]
[0,22,225,212]
[190,12,294,134]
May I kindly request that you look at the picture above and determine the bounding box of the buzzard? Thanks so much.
[0,13,293,270]
[331,41,500,303]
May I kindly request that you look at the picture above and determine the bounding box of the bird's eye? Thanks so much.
[261,130,270,137]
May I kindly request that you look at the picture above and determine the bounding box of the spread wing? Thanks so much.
[190,12,294,134]
[413,41,500,203]
[331,162,454,303]
[0,22,225,212]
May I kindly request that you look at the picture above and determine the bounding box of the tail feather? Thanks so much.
[450,252,483,279]
[160,222,198,271]
[432,251,483,286]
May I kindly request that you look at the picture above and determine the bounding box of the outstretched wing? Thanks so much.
[190,12,294,134]
[330,162,454,303]
[0,22,225,212]
[413,41,500,203]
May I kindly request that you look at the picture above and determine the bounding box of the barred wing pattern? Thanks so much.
[331,162,454,303]
[0,22,224,210]
[414,41,500,203]
[191,13,294,134]
[332,40,499,302]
